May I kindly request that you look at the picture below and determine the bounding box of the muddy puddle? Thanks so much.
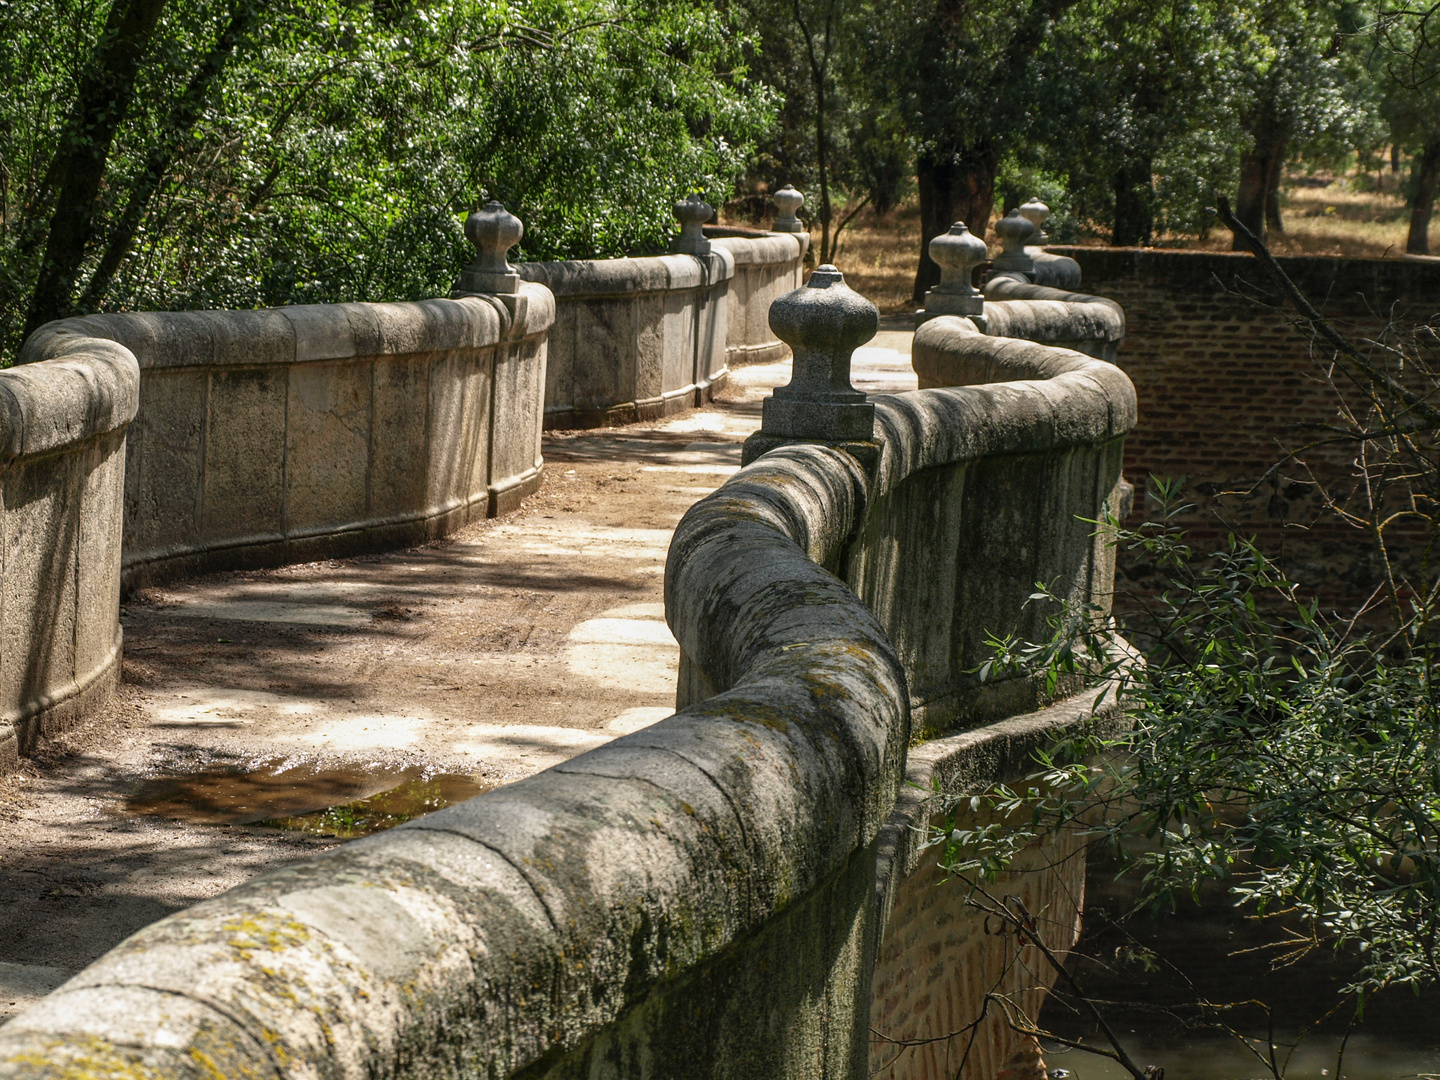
[124,759,489,838]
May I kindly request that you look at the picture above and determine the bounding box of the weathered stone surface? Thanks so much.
[981,275,1125,360]
[21,287,553,589]
[669,194,714,255]
[451,200,524,295]
[713,234,809,367]
[991,210,1036,277]
[771,185,805,233]
[0,419,911,1078]
[0,340,137,770]
[1029,251,1084,289]
[752,265,879,448]
[0,273,1138,1080]
[920,222,988,322]
[518,252,735,429]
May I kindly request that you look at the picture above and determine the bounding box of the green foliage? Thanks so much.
[942,478,1440,997]
[0,0,774,358]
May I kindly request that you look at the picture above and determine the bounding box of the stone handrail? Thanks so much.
[0,307,1135,1078]
[981,274,1126,361]
[0,443,909,1078]
[0,337,139,769]
[18,288,553,589]
[519,251,732,428]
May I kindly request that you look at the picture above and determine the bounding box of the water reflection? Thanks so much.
[1038,852,1440,1080]
[124,758,488,837]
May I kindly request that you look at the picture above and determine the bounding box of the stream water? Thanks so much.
[1038,852,1440,1080]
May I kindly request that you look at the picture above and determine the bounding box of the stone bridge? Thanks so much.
[0,198,1134,1079]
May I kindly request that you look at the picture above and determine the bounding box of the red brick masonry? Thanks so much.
[1050,246,1440,622]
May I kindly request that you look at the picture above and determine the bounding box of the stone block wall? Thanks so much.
[1050,246,1440,618]
[520,252,732,429]
[712,232,810,366]
[523,232,808,429]
[19,288,553,590]
[0,336,139,769]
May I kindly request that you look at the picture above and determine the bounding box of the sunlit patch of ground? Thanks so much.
[1175,171,1429,258]
[724,165,1435,314]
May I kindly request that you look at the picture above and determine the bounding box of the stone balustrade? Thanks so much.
[918,213,1122,360]
[518,250,733,428]
[0,264,1137,1080]
[19,289,553,590]
[528,191,811,429]
[0,336,138,769]
[980,273,1126,361]
[711,231,811,367]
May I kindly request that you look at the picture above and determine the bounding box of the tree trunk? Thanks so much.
[1408,138,1440,256]
[77,0,260,313]
[21,0,169,342]
[913,144,997,303]
[1265,141,1286,234]
[1111,156,1154,246]
[1234,131,1285,249]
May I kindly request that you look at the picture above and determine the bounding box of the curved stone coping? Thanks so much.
[891,316,1137,490]
[980,274,1125,345]
[0,337,139,463]
[874,675,1126,919]
[1029,250,1083,290]
[19,287,554,590]
[517,250,734,297]
[711,232,809,267]
[19,291,555,371]
[0,442,908,1078]
[0,343,136,771]
[712,234,809,369]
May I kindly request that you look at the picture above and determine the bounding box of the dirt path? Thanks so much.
[0,324,916,1016]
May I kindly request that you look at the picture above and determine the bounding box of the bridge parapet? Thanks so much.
[0,268,1136,1080]
[19,286,554,591]
[0,335,138,770]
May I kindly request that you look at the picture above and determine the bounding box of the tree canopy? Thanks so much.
[0,0,773,359]
[3,0,1436,356]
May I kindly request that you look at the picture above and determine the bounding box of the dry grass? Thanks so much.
[1167,174,1430,259]
[723,168,1435,314]
[731,168,1440,312]
[825,204,928,313]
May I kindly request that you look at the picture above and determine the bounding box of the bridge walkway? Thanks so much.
[0,325,916,1016]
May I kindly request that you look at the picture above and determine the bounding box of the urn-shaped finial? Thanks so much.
[451,198,523,295]
[922,222,988,320]
[772,185,805,233]
[758,264,878,442]
[991,210,1036,277]
[670,193,714,255]
[1018,196,1051,246]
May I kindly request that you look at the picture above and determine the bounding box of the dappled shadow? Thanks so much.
[0,825,331,969]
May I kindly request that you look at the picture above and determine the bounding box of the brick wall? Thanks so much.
[869,829,1085,1080]
[1051,247,1440,621]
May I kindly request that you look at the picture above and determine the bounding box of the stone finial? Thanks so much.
[991,209,1036,276]
[1019,196,1051,246]
[758,264,878,442]
[921,222,988,322]
[772,185,805,233]
[670,193,714,255]
[452,198,523,295]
